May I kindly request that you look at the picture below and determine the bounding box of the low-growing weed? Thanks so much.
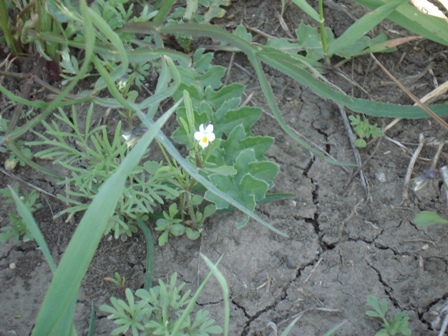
[0,186,42,243]
[349,115,384,148]
[100,273,223,336]
[366,295,411,336]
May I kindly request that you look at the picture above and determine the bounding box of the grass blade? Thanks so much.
[136,219,155,290]
[291,0,320,21]
[8,186,56,272]
[201,254,230,336]
[328,0,407,56]
[354,0,448,46]
[9,186,77,335]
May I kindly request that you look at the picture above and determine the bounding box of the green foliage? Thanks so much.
[104,272,126,288]
[27,105,180,239]
[413,211,448,226]
[172,49,279,228]
[0,116,33,170]
[349,115,384,148]
[100,273,222,336]
[366,295,411,336]
[0,186,42,243]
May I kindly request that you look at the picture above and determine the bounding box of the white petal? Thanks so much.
[199,124,206,132]
[207,133,215,142]
[205,124,214,133]
[194,131,203,141]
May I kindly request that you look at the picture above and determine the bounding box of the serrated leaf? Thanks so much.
[234,24,252,43]
[204,83,245,110]
[216,106,262,136]
[365,310,381,317]
[413,211,448,226]
[199,66,226,89]
[248,161,279,188]
[158,231,169,246]
[266,38,305,54]
[216,125,274,164]
[193,49,211,72]
[241,173,269,202]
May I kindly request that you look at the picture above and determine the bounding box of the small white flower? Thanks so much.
[194,123,215,149]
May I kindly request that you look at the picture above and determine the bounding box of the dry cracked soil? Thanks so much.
[1,0,448,335]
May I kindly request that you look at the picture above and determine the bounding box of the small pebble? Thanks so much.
[421,244,429,250]
[375,172,386,183]
[9,263,16,270]
[286,256,295,269]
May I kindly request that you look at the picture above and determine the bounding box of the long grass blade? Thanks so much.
[328,0,407,55]
[291,0,321,21]
[354,0,448,46]
[201,254,230,336]
[8,187,56,271]
[156,23,448,118]
[8,186,77,335]
[136,219,154,290]
[170,255,226,336]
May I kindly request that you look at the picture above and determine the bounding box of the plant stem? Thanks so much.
[318,0,329,64]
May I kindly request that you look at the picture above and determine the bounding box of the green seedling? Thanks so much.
[366,295,411,336]
[104,272,126,288]
[0,186,42,243]
[101,272,222,335]
[155,203,185,246]
[413,211,448,226]
[349,115,384,148]
[104,272,126,296]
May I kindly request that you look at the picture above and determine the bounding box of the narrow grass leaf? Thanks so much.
[8,186,56,272]
[170,255,225,336]
[87,7,128,77]
[291,0,321,22]
[354,0,448,46]
[321,321,347,336]
[280,316,300,336]
[136,219,154,290]
[328,0,407,56]
[9,186,77,335]
[201,254,230,336]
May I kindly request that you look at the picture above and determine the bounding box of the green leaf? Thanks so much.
[234,24,252,43]
[204,83,245,110]
[328,0,407,56]
[248,161,279,188]
[355,139,367,148]
[186,228,200,240]
[291,0,320,22]
[31,99,177,335]
[413,211,448,226]
[353,0,448,47]
[158,231,169,246]
[366,310,381,318]
[170,224,186,236]
[215,106,262,137]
